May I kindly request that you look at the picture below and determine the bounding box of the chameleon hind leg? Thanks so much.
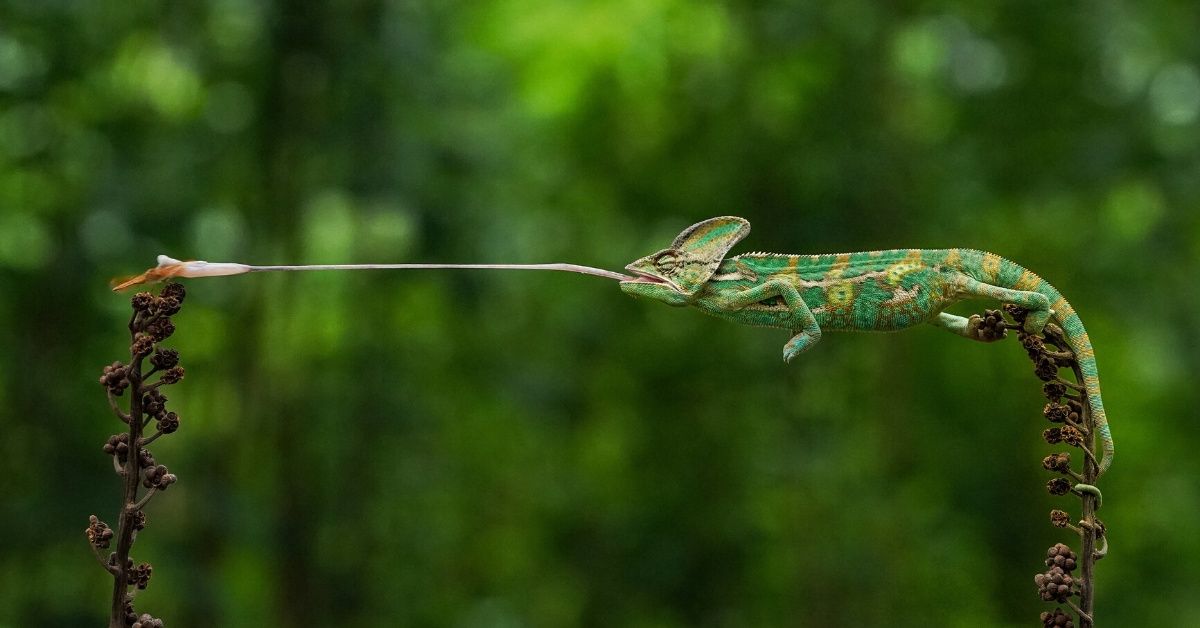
[727,279,822,362]
[951,274,1052,334]
[929,312,1004,343]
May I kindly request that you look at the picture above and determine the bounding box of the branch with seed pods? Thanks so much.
[972,307,1106,627]
[89,284,187,628]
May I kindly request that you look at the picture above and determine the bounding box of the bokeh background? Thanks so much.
[1,1,1197,626]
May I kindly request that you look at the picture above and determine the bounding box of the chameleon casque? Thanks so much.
[619,216,1113,475]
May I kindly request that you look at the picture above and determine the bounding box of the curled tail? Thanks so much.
[997,262,1113,476]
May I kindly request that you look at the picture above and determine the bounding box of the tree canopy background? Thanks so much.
[1,1,1197,626]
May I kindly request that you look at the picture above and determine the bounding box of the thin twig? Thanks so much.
[1075,443,1100,469]
[90,542,117,575]
[1065,418,1090,435]
[1066,599,1093,624]
[106,391,131,424]
[140,430,163,447]
[1055,376,1085,391]
[132,488,157,512]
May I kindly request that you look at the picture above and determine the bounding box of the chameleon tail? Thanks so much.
[991,257,1114,476]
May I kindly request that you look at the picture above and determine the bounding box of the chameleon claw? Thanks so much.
[965,314,987,341]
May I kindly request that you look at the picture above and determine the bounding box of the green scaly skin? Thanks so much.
[620,216,1113,476]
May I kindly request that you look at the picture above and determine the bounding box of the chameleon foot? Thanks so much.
[966,313,1008,343]
[782,330,821,363]
[931,313,1005,343]
[1023,308,1055,335]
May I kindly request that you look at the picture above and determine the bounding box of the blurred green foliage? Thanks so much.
[0,0,1197,626]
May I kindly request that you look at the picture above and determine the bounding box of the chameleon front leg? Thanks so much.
[929,312,1004,343]
[951,274,1052,333]
[726,279,822,362]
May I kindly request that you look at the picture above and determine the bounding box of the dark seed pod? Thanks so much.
[128,562,152,589]
[131,333,155,358]
[104,434,131,462]
[153,295,182,317]
[86,515,114,548]
[1046,477,1071,496]
[142,389,167,420]
[158,412,180,434]
[1043,403,1070,423]
[159,366,185,385]
[1034,565,1074,602]
[132,614,165,628]
[1040,607,1074,627]
[1046,543,1078,571]
[1034,355,1058,381]
[150,348,179,370]
[1042,453,1071,473]
[1042,381,1067,401]
[131,292,154,312]
[100,362,130,395]
[1059,425,1084,447]
[145,318,175,342]
[160,282,185,302]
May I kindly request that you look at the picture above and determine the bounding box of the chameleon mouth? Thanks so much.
[621,270,670,285]
[620,270,687,294]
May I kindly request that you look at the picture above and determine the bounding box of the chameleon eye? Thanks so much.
[654,252,679,273]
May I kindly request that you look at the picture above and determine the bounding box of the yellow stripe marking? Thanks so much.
[981,253,1002,281]
[1014,270,1042,291]
[1051,296,1075,319]
[1073,332,1094,359]
[827,253,851,279]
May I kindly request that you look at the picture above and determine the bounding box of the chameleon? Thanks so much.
[619,216,1113,476]
[114,219,1113,475]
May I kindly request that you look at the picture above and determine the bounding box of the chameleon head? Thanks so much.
[619,216,750,306]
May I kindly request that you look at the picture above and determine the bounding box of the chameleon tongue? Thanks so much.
[113,256,633,290]
[246,262,633,281]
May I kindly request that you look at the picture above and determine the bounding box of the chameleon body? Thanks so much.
[620,216,1113,475]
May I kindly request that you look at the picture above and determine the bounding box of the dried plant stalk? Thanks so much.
[90,284,187,628]
[982,306,1106,628]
